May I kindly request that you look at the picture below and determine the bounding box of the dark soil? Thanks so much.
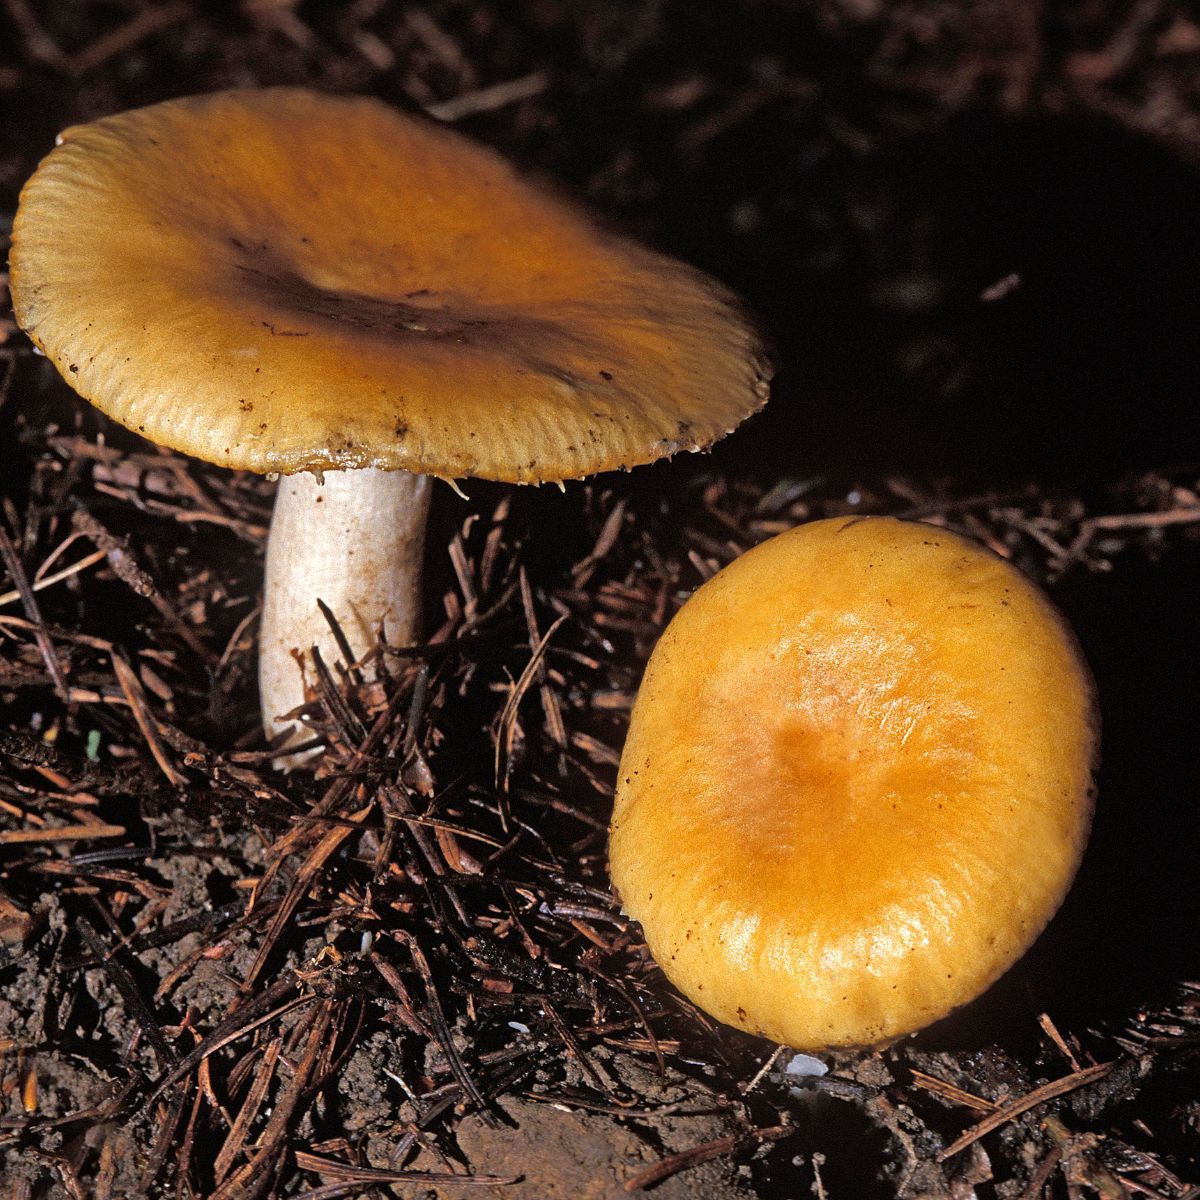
[1,3,1199,1198]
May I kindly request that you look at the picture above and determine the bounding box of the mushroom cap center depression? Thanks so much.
[701,615,986,905]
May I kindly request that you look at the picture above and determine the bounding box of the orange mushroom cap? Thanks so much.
[609,517,1098,1050]
[10,88,769,481]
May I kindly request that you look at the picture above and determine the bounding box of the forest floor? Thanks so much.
[1,2,1198,1197]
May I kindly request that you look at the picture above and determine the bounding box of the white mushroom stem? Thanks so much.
[259,467,432,759]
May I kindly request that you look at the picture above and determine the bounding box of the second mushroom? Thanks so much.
[10,88,770,755]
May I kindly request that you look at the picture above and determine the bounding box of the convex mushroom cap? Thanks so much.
[10,88,768,479]
[609,516,1098,1050]
[10,88,770,752]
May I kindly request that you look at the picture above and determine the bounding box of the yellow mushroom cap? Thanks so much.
[10,88,769,480]
[609,517,1098,1050]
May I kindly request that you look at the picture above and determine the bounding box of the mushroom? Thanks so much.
[609,516,1098,1049]
[9,88,769,756]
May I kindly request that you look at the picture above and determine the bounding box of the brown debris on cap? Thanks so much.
[10,88,770,482]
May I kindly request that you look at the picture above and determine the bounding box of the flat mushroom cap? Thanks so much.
[10,88,769,481]
[609,517,1098,1050]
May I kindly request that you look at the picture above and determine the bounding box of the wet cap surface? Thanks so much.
[609,517,1098,1050]
[11,88,770,480]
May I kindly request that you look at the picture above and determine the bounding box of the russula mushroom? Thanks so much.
[9,88,769,755]
[609,516,1098,1050]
